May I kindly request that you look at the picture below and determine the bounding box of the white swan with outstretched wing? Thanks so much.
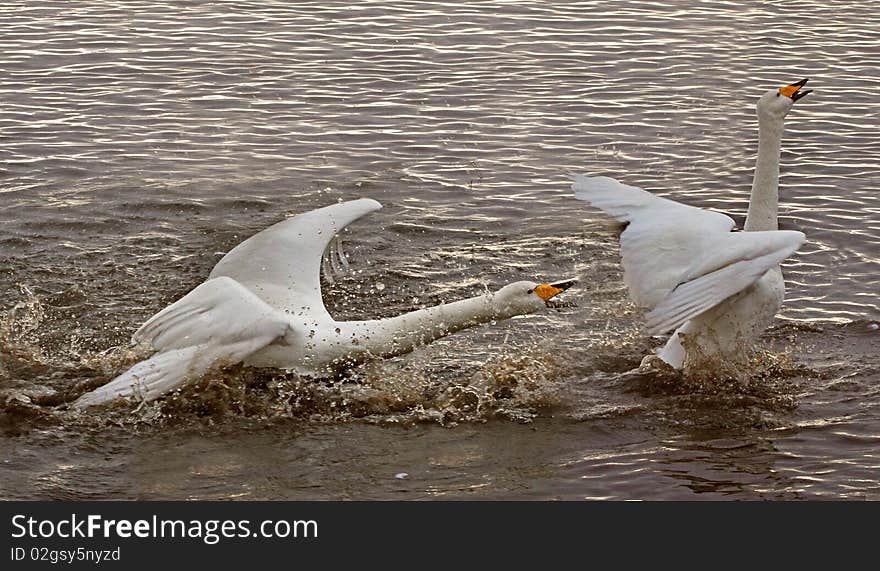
[573,175,803,334]
[75,199,380,407]
[572,79,811,370]
[75,198,576,408]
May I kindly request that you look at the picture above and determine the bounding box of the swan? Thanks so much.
[572,79,812,371]
[73,198,576,408]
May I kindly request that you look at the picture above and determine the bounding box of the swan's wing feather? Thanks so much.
[74,345,210,407]
[572,174,736,308]
[645,230,805,333]
[209,198,382,317]
[572,174,735,228]
[134,276,288,350]
[73,277,289,408]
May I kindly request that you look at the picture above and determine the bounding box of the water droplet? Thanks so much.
[375,282,385,291]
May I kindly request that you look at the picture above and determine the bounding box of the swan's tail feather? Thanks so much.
[72,344,213,409]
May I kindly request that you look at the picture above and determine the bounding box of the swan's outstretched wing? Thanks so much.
[572,174,804,333]
[73,277,289,408]
[572,174,734,228]
[573,174,735,308]
[209,198,382,318]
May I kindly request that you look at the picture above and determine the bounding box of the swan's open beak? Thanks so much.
[533,278,577,307]
[779,78,812,102]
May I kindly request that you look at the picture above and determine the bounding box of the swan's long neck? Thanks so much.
[344,292,516,358]
[745,117,783,232]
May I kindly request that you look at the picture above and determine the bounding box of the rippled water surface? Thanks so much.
[1,1,878,500]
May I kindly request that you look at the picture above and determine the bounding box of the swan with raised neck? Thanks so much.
[746,77,811,232]
[571,79,811,373]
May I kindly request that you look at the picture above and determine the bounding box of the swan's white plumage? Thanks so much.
[572,174,804,353]
[644,234,803,334]
[76,346,208,407]
[209,198,382,318]
[574,175,736,309]
[74,201,380,409]
[133,276,289,349]
[73,198,572,408]
[574,175,805,328]
[74,276,290,407]
[573,80,812,370]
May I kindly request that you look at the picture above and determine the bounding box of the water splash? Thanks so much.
[0,285,48,377]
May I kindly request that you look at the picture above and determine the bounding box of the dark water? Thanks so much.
[1,1,878,500]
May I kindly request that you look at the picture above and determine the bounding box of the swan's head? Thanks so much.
[493,279,577,316]
[756,78,812,121]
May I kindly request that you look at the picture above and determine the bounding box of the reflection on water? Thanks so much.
[0,1,878,500]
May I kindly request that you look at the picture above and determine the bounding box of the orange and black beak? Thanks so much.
[533,278,577,307]
[779,78,812,102]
